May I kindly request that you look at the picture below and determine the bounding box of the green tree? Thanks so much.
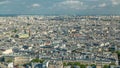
[91,64,96,66]
[13,29,18,33]
[103,65,109,68]
[63,62,67,66]
[116,50,120,56]
[7,59,13,63]
[31,58,44,63]
[67,62,74,68]
[74,62,81,66]
[109,62,116,65]
[80,64,86,68]
[67,62,74,65]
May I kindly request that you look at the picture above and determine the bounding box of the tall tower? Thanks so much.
[24,29,27,34]
[29,29,31,36]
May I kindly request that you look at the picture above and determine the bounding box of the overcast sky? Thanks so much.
[0,0,120,15]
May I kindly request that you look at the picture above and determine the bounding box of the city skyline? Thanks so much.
[0,0,120,15]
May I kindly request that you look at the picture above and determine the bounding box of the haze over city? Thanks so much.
[0,0,120,15]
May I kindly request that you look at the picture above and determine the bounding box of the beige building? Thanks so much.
[14,56,30,66]
[48,61,63,68]
[2,49,13,55]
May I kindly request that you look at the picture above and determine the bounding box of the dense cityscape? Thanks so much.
[0,15,119,68]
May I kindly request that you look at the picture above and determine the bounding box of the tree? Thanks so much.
[91,64,96,68]
[103,65,109,68]
[80,64,86,68]
[109,62,116,65]
[91,64,96,66]
[63,62,67,66]
[67,62,74,65]
[116,50,120,65]
[74,62,81,66]
[13,29,18,33]
[7,59,13,63]
[116,50,120,56]
[67,62,74,68]
[31,58,44,63]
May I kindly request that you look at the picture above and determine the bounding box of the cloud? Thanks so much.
[54,0,87,10]
[52,0,109,10]
[111,0,120,5]
[99,3,106,8]
[32,3,40,8]
[0,0,10,5]
[90,5,96,9]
